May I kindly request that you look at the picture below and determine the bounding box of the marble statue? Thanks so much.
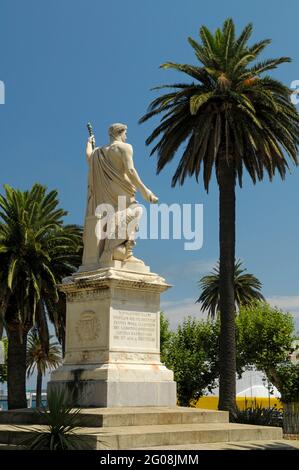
[49,123,176,408]
[83,123,158,265]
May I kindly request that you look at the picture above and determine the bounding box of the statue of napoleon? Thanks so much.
[82,123,158,267]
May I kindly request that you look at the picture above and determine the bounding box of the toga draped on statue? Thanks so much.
[83,146,139,262]
[85,147,136,217]
[81,122,158,266]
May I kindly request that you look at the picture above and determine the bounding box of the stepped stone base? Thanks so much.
[0,407,228,427]
[0,407,284,450]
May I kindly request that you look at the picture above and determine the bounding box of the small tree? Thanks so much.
[161,303,295,407]
[236,302,295,392]
[164,317,219,406]
[160,312,173,364]
[27,329,61,407]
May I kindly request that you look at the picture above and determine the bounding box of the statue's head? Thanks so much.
[109,123,127,143]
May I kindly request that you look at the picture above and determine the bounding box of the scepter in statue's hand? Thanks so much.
[87,122,95,149]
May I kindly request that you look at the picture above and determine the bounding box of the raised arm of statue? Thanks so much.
[120,143,158,203]
[86,135,96,162]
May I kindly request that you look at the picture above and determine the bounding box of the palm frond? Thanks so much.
[140,19,299,190]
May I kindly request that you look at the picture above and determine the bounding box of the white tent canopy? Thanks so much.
[237,384,280,398]
[208,370,281,398]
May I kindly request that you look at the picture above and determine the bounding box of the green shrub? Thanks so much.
[232,401,283,427]
[274,363,299,403]
[20,388,91,450]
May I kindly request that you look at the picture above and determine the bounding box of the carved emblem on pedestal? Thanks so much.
[75,311,101,343]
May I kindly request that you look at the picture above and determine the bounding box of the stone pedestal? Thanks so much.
[48,262,176,407]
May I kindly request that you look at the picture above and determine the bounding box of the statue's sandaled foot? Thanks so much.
[124,255,145,264]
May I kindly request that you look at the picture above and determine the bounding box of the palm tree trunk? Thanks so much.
[218,154,237,418]
[35,369,43,408]
[7,324,28,409]
[0,292,10,338]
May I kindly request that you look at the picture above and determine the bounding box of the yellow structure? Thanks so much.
[196,396,282,410]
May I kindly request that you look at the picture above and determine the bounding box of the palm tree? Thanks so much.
[27,328,61,408]
[197,259,265,319]
[0,184,82,409]
[140,19,299,416]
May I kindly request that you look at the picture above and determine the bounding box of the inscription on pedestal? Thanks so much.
[111,310,158,350]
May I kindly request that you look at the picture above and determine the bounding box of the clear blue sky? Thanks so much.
[1,0,299,331]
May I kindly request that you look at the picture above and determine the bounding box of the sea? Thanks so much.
[0,392,47,410]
